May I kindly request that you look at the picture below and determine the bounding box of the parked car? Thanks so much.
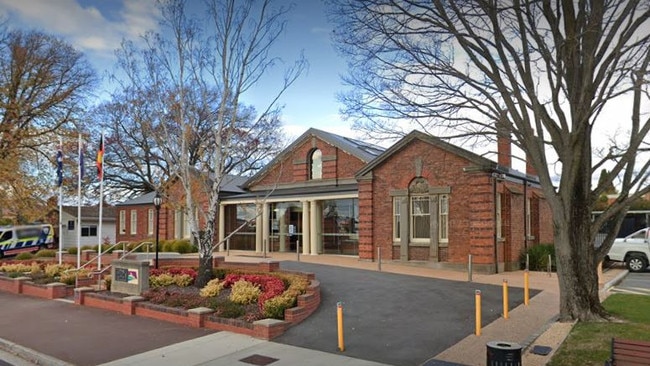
[605,227,650,272]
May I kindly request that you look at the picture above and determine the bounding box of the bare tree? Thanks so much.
[327,0,650,321]
[92,86,284,196]
[0,27,96,221]
[113,0,306,286]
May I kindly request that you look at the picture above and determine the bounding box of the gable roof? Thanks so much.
[356,130,497,178]
[243,128,386,188]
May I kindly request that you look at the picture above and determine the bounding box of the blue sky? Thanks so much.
[0,0,356,141]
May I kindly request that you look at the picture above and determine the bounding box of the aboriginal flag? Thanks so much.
[96,135,104,181]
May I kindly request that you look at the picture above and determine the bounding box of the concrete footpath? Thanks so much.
[0,252,626,366]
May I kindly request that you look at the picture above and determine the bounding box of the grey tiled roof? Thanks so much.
[116,174,246,207]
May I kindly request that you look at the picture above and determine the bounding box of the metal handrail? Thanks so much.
[74,241,131,271]
[67,241,155,290]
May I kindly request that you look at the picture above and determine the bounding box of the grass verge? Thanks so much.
[548,294,650,366]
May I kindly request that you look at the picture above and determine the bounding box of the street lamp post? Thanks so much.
[153,192,162,269]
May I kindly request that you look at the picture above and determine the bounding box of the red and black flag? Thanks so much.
[96,134,104,181]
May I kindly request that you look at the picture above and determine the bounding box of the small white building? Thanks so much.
[59,206,116,249]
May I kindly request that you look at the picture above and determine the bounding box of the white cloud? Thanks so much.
[0,0,159,62]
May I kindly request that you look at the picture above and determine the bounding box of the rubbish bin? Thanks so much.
[486,341,522,366]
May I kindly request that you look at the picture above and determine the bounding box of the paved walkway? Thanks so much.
[0,252,626,366]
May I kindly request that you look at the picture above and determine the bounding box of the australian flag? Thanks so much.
[56,149,63,187]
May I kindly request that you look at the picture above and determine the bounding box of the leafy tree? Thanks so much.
[112,0,306,286]
[327,0,650,321]
[0,27,96,222]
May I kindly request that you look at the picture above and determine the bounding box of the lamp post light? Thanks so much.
[153,192,162,269]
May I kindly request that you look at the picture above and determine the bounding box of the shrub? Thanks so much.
[103,275,112,291]
[15,253,34,260]
[93,244,114,254]
[151,268,197,282]
[35,249,56,258]
[0,262,40,274]
[263,294,297,319]
[212,268,229,280]
[229,280,261,305]
[206,298,245,318]
[172,240,193,254]
[520,244,556,271]
[67,247,78,255]
[59,269,91,285]
[150,273,193,288]
[44,263,73,278]
[162,240,175,253]
[143,287,205,309]
[200,278,225,297]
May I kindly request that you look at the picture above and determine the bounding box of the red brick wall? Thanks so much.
[357,180,374,259]
[498,182,553,269]
[537,196,554,244]
[466,175,494,265]
[359,137,554,272]
[362,139,484,263]
[251,137,366,189]
[115,204,157,243]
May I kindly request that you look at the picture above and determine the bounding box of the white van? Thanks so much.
[0,224,55,259]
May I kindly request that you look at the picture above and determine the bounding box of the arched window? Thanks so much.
[310,149,322,180]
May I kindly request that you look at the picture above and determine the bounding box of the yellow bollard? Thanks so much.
[337,301,345,351]
[475,290,481,336]
[524,270,529,306]
[503,280,509,319]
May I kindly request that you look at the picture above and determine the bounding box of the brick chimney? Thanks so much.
[496,121,511,168]
[526,154,538,176]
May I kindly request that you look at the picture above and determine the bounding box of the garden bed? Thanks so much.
[0,259,321,340]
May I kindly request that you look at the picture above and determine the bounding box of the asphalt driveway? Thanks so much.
[276,262,528,366]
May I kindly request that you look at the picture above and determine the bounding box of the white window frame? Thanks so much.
[439,195,449,243]
[130,210,137,235]
[119,211,126,234]
[310,149,322,180]
[81,225,97,237]
[148,209,154,236]
[175,210,191,239]
[393,198,401,241]
[410,196,430,241]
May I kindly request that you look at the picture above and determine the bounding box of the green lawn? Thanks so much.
[548,294,650,366]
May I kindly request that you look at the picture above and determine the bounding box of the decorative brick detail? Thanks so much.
[252,136,366,189]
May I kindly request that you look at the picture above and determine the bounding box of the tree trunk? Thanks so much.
[555,222,607,321]
[195,227,215,288]
[554,139,608,321]
[196,251,213,288]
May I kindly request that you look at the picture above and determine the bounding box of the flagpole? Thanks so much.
[58,137,63,265]
[77,133,82,268]
[97,132,104,270]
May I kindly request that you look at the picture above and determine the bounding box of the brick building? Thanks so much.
[115,176,247,244]
[118,128,553,273]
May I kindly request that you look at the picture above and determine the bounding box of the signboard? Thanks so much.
[114,268,128,282]
[128,269,139,285]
